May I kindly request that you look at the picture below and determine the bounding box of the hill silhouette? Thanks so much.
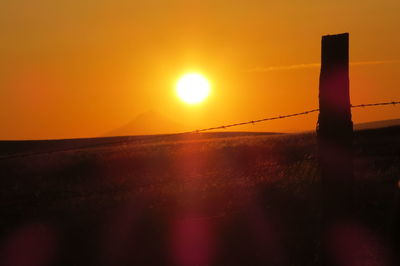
[107,110,187,137]
[354,118,400,130]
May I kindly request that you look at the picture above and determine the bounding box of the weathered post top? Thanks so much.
[321,33,349,71]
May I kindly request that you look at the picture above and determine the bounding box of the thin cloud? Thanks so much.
[350,60,400,66]
[248,59,400,72]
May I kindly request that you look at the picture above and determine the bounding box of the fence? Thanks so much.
[184,101,400,134]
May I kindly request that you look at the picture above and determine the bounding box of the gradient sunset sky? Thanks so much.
[1,0,399,139]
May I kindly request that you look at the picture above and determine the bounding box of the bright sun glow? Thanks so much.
[176,73,211,104]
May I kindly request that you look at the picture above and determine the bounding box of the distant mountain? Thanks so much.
[355,119,400,130]
[107,110,188,137]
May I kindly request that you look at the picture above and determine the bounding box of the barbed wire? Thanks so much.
[185,101,400,134]
[1,100,398,160]
[350,101,400,108]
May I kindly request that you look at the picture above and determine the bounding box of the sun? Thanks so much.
[176,73,211,104]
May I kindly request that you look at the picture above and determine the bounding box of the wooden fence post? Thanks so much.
[317,33,354,218]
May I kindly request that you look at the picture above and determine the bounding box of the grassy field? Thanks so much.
[0,128,399,266]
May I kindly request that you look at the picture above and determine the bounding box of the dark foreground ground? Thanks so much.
[0,128,399,266]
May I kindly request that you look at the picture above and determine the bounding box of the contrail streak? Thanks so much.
[248,59,400,72]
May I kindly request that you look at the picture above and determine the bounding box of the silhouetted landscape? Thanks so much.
[1,125,399,265]
[1,1,400,265]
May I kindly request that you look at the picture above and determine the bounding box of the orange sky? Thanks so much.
[1,0,399,140]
